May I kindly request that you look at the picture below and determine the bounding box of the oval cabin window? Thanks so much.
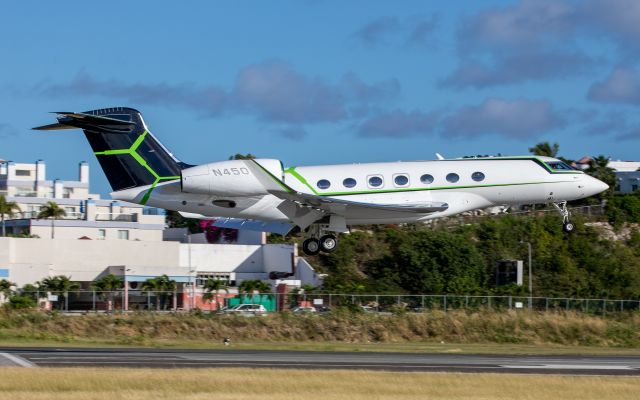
[394,175,409,186]
[368,176,383,187]
[446,173,459,183]
[343,178,357,188]
[317,179,331,189]
[420,174,434,184]
[471,172,485,182]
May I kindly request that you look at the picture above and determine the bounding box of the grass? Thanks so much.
[0,368,638,400]
[1,309,640,355]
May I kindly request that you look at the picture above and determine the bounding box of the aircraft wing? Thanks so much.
[246,159,448,228]
[178,212,294,235]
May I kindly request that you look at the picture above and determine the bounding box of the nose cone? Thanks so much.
[584,175,609,197]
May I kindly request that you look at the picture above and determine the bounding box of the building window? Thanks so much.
[117,230,129,240]
[343,178,357,188]
[15,169,31,177]
[393,174,409,187]
[316,179,331,190]
[446,173,460,183]
[633,184,639,192]
[368,175,383,188]
[196,273,231,286]
[420,174,434,184]
[98,229,106,240]
[471,172,485,182]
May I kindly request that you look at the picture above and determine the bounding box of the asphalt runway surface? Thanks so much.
[1,347,640,375]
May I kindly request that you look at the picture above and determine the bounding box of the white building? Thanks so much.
[571,156,639,194]
[0,160,164,240]
[0,237,324,309]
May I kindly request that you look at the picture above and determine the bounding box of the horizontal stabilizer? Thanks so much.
[33,112,135,133]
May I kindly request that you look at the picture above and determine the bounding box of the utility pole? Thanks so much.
[520,241,533,309]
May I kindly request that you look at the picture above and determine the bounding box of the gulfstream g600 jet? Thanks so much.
[34,107,608,255]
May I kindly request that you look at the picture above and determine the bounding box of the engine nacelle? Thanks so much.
[181,159,283,197]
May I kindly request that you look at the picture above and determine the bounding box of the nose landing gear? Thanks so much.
[553,201,574,233]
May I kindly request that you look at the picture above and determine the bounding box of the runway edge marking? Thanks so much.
[0,352,37,368]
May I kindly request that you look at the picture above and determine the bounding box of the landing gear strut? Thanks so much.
[553,201,574,233]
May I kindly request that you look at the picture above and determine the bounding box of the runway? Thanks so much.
[1,347,639,375]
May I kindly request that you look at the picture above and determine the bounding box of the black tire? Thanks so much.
[319,234,338,253]
[302,238,320,256]
[563,222,575,233]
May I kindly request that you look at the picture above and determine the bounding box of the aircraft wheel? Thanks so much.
[563,222,575,233]
[302,238,320,256]
[319,234,338,253]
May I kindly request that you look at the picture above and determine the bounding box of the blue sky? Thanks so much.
[1,0,639,196]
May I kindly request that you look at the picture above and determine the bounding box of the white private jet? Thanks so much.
[34,107,609,255]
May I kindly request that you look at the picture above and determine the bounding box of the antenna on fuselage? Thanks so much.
[435,153,445,160]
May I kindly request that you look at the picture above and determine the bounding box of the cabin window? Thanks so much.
[471,172,485,182]
[446,173,459,183]
[368,175,383,188]
[420,174,434,184]
[316,179,331,190]
[545,161,573,171]
[343,178,357,188]
[393,174,409,187]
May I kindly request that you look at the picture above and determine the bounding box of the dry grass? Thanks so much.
[2,309,640,348]
[0,367,638,400]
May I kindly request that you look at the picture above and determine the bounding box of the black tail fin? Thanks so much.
[34,107,190,199]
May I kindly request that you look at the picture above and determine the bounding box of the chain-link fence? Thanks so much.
[4,290,640,315]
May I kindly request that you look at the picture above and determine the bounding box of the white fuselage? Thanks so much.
[112,156,608,226]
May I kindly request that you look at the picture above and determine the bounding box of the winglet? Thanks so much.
[435,153,445,160]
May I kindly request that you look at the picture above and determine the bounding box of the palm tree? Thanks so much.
[529,142,559,158]
[0,195,20,237]
[37,201,66,239]
[141,275,177,311]
[0,279,15,301]
[202,278,229,311]
[91,274,124,312]
[239,279,271,304]
[39,275,80,311]
[587,155,615,196]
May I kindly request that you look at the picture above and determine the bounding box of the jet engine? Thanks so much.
[180,159,283,197]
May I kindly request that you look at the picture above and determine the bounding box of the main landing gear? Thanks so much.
[553,201,575,233]
[301,224,339,256]
[302,235,338,256]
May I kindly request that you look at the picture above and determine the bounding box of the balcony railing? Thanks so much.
[95,213,137,222]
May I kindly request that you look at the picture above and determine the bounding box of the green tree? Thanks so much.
[91,274,124,312]
[20,283,40,303]
[8,295,36,309]
[39,275,80,311]
[0,278,15,298]
[37,201,66,239]
[529,142,559,158]
[202,278,229,311]
[369,229,487,295]
[0,195,20,237]
[165,210,202,233]
[141,275,177,311]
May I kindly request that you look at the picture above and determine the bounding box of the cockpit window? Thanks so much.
[545,161,574,171]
